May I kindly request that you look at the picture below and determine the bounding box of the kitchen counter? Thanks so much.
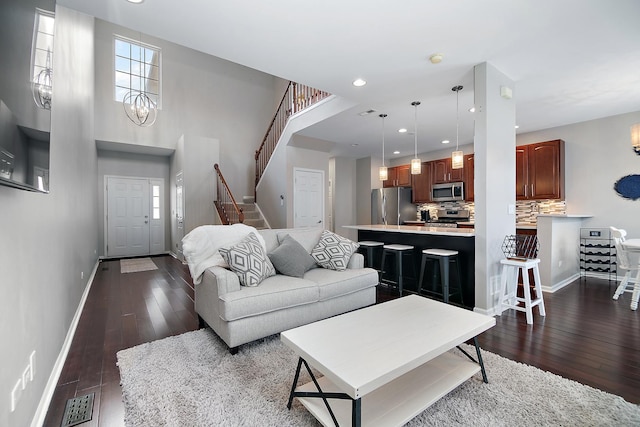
[516,223,537,230]
[344,224,474,237]
[345,224,475,307]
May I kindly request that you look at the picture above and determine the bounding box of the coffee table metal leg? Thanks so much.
[287,357,348,427]
[456,336,488,383]
[352,398,361,427]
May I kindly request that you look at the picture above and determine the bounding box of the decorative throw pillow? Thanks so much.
[268,234,317,278]
[311,230,359,271]
[219,232,275,287]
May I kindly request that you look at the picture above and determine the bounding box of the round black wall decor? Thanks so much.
[614,174,640,200]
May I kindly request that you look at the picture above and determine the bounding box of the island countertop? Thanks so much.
[343,224,475,237]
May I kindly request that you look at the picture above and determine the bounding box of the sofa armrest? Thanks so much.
[347,252,364,269]
[203,266,241,295]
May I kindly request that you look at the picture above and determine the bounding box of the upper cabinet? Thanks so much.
[411,161,432,203]
[463,154,474,202]
[516,139,565,200]
[432,157,464,184]
[383,164,411,188]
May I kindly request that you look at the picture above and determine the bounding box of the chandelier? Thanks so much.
[32,49,53,110]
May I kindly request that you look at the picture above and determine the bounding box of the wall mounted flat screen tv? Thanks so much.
[0,0,55,193]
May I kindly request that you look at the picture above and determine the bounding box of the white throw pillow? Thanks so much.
[219,233,276,286]
[311,230,359,271]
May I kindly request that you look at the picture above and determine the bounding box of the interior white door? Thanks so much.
[107,177,150,257]
[294,168,324,228]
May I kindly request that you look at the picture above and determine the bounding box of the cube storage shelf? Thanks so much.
[580,228,616,281]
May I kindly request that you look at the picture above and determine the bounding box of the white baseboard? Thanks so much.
[541,273,581,293]
[31,259,100,427]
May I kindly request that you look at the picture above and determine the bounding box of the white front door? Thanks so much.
[294,168,324,228]
[106,177,165,257]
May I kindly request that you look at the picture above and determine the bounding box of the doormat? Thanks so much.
[120,257,158,274]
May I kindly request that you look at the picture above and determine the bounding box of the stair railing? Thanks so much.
[254,81,330,201]
[214,163,244,225]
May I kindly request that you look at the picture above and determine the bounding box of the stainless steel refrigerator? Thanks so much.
[371,187,415,225]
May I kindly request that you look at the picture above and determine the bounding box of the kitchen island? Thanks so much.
[344,225,475,308]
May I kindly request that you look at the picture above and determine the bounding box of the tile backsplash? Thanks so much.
[415,199,566,224]
[516,200,566,224]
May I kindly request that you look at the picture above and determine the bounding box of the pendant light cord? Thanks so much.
[380,113,387,166]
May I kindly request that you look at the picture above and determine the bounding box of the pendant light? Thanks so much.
[410,101,421,174]
[378,113,388,181]
[632,123,640,155]
[451,85,464,169]
[32,48,53,110]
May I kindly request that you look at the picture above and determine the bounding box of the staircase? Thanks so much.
[215,81,331,227]
[238,196,266,229]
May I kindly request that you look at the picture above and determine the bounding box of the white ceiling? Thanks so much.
[59,0,640,159]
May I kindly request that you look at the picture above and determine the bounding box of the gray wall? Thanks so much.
[332,157,357,240]
[517,110,640,238]
[93,19,282,200]
[0,6,98,426]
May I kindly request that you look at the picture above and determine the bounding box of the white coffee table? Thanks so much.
[281,295,496,427]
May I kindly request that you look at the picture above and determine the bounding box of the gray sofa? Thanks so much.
[194,227,378,352]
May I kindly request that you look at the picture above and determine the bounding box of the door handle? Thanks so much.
[145,220,149,224]
[317,220,322,224]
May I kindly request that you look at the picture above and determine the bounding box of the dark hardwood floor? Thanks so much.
[43,255,640,426]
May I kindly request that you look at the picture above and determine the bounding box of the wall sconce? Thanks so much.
[632,123,640,155]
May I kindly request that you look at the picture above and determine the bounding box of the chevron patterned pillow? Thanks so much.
[311,230,359,271]
[219,232,276,286]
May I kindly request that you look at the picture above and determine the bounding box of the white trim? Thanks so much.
[541,273,581,293]
[253,202,271,229]
[31,260,100,427]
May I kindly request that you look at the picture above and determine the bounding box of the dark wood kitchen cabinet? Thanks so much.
[463,154,474,201]
[383,164,411,188]
[411,161,432,203]
[432,157,464,184]
[516,139,565,200]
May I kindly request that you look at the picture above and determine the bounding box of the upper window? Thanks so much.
[32,9,55,82]
[114,36,161,107]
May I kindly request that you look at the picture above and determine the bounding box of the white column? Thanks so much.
[473,62,517,315]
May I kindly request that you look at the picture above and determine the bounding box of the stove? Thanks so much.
[425,209,470,228]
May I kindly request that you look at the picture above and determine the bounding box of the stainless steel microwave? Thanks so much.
[431,182,464,202]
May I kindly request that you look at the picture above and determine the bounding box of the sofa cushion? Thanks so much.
[218,275,319,321]
[277,227,323,253]
[311,230,359,271]
[219,233,275,287]
[303,267,379,301]
[268,234,317,278]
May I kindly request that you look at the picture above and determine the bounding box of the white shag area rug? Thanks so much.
[120,257,158,274]
[117,329,640,426]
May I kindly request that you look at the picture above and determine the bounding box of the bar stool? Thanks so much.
[499,258,546,324]
[357,241,384,270]
[380,244,415,296]
[417,249,463,305]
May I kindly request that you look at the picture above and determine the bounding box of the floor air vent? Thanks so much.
[61,393,94,427]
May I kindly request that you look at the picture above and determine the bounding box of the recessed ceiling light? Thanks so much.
[393,151,400,154]
[442,140,450,144]
[351,143,359,147]
[469,107,475,113]
[429,53,444,64]
[398,128,407,133]
[127,0,145,3]
[352,79,366,87]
